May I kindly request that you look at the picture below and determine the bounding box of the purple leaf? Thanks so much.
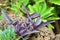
[13,21,19,25]
[25,18,30,24]
[38,21,55,28]
[19,28,27,36]
[22,3,29,16]
[28,24,33,31]
[14,4,55,37]
[21,30,39,36]
[1,9,12,25]
[22,3,34,24]
[30,12,40,19]
[15,23,21,32]
[33,17,42,27]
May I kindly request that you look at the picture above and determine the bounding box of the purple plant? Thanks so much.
[1,4,55,37]
[13,4,55,36]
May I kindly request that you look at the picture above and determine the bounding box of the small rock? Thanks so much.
[55,34,60,40]
[29,27,55,40]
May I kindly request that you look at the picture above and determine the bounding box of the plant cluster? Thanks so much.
[1,4,55,40]
[0,0,60,40]
[9,0,60,30]
[0,27,20,40]
[13,4,55,37]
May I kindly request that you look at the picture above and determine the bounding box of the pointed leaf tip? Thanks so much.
[39,21,55,27]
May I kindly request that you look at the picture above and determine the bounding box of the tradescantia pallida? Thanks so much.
[1,4,55,37]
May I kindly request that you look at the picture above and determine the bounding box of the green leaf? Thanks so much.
[43,13,53,19]
[52,9,58,17]
[33,2,40,13]
[49,0,60,5]
[10,0,29,15]
[41,7,54,18]
[47,24,54,30]
[18,0,29,6]
[40,2,47,14]
[0,15,4,20]
[28,1,59,30]
[28,5,35,13]
[47,17,60,20]
[11,7,19,14]
[0,27,19,40]
[34,0,45,2]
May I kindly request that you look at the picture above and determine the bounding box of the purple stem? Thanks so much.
[22,3,34,24]
[37,21,55,28]
[1,9,12,25]
[30,12,40,19]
